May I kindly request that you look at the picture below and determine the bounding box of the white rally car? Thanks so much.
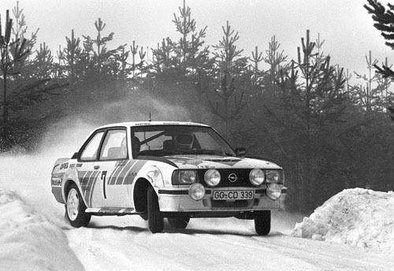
[51,121,286,235]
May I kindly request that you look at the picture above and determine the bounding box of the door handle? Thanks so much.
[94,165,100,170]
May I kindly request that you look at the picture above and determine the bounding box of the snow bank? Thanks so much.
[292,188,394,253]
[0,189,84,271]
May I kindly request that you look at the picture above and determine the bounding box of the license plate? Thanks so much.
[212,190,255,200]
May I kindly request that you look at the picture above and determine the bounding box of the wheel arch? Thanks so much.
[62,179,89,207]
[133,177,155,213]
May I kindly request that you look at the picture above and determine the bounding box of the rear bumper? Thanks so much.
[158,187,286,213]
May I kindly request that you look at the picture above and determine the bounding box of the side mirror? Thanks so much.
[71,152,79,159]
[235,147,246,157]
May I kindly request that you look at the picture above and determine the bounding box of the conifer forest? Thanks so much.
[1,0,394,212]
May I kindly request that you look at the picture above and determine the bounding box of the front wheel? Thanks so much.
[254,210,271,236]
[147,186,164,233]
[65,183,91,227]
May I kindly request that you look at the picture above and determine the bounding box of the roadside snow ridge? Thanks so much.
[0,189,84,271]
[292,188,394,253]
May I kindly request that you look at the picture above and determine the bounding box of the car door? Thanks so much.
[77,130,106,209]
[95,128,133,208]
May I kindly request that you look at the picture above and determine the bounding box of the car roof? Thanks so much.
[97,121,210,129]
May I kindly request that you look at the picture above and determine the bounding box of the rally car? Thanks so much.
[51,121,286,235]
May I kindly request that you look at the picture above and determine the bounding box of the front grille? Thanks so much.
[198,169,253,188]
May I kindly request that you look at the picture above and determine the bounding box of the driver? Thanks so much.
[173,133,194,150]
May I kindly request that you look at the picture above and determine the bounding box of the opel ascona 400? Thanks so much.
[51,121,286,235]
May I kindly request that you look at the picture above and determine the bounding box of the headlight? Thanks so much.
[172,170,198,185]
[204,169,221,187]
[266,183,282,200]
[249,168,265,186]
[189,183,205,200]
[265,170,281,183]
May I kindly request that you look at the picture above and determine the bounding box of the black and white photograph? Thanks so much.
[0,0,394,270]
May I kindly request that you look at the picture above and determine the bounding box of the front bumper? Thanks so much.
[158,186,286,213]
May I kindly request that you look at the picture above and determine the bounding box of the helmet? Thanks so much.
[173,134,194,150]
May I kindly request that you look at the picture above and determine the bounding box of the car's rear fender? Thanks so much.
[51,158,72,204]
[61,168,89,207]
[51,161,89,207]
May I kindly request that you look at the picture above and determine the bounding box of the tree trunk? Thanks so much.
[1,70,8,138]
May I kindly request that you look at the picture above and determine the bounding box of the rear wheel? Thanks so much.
[254,210,271,236]
[147,186,164,233]
[168,217,190,229]
[65,183,91,227]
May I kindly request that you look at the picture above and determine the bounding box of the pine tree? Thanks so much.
[0,6,66,150]
[243,36,289,153]
[352,50,391,112]
[364,0,394,78]
[32,42,54,80]
[263,36,288,86]
[250,46,263,84]
[82,18,125,80]
[207,21,252,138]
[59,29,82,82]
[0,9,30,147]
[256,31,348,211]
[151,0,212,88]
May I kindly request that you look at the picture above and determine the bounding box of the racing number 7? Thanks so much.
[101,171,107,199]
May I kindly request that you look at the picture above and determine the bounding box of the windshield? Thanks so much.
[130,125,236,157]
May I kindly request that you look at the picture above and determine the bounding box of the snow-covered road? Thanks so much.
[64,214,393,271]
[0,128,393,271]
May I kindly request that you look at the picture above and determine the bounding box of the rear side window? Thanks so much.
[100,130,128,160]
[80,131,104,161]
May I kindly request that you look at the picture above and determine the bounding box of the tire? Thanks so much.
[254,210,271,236]
[147,186,164,233]
[65,183,91,227]
[168,217,190,229]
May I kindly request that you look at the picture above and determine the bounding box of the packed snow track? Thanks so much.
[66,214,393,271]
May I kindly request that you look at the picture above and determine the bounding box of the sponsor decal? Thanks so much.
[59,163,69,170]
[168,156,242,168]
[115,161,134,185]
[170,158,204,166]
[106,160,147,186]
[78,170,101,207]
[75,160,148,207]
[108,162,125,185]
[87,171,100,207]
[123,160,146,185]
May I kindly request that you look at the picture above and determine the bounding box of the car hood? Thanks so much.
[164,155,281,169]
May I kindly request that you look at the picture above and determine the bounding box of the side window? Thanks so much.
[80,131,105,161]
[100,130,128,160]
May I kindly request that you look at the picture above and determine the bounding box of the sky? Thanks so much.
[1,0,393,79]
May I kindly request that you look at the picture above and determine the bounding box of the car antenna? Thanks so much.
[149,112,152,122]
